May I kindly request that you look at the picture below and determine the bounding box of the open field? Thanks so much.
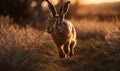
[0,16,120,71]
[0,0,120,71]
[74,2,120,21]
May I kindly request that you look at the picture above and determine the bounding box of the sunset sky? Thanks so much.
[79,0,120,4]
[41,0,120,8]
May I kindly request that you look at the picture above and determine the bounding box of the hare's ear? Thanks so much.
[59,1,70,20]
[46,0,57,17]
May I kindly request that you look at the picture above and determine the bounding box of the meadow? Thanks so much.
[0,15,120,71]
[0,0,120,71]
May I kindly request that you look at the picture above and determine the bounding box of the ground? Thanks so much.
[0,16,120,71]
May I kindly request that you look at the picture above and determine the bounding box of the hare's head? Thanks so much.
[46,0,70,33]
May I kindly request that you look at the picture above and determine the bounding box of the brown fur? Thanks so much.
[49,19,76,58]
[46,0,76,58]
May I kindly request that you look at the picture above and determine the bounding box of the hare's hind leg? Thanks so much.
[69,41,76,57]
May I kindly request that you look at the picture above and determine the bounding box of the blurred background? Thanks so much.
[0,0,120,71]
[0,0,120,28]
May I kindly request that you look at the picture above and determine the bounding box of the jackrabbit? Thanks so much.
[46,0,76,58]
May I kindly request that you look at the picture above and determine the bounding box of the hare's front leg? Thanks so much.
[57,45,65,58]
[63,42,70,58]
[69,41,76,57]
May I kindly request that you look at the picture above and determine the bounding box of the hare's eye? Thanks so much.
[48,19,51,22]
[47,25,53,31]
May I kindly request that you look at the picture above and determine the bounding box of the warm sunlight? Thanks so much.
[80,0,120,4]
[49,0,59,5]
[41,0,59,8]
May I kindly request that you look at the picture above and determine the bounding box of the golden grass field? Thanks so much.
[0,16,120,71]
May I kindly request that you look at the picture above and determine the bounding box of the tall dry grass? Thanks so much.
[72,19,120,40]
[0,16,120,71]
[72,18,120,54]
[0,16,60,71]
